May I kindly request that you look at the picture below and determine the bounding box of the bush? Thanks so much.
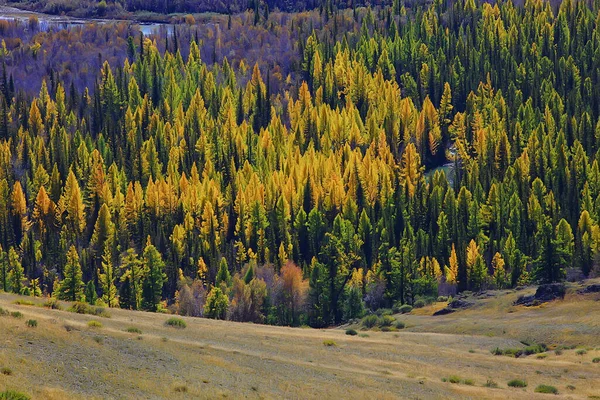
[68,302,110,318]
[380,315,395,327]
[554,349,563,355]
[397,304,413,314]
[0,307,8,316]
[362,314,380,329]
[1,367,12,376]
[0,390,30,400]
[93,336,104,345]
[125,327,142,334]
[345,329,357,336]
[535,385,558,394]
[448,375,461,384]
[25,319,37,328]
[463,379,474,386]
[87,320,103,328]
[165,317,186,329]
[10,311,23,319]
[323,340,337,347]
[413,299,426,308]
[576,349,587,356]
[43,299,62,310]
[395,321,406,329]
[507,379,527,388]
[593,357,600,363]
[437,296,448,302]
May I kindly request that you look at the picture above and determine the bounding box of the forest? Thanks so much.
[0,0,599,328]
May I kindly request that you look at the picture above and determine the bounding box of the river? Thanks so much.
[0,5,167,36]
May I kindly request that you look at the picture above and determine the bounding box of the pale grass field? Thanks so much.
[0,282,599,399]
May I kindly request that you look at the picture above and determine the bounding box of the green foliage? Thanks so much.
[1,367,12,376]
[507,379,527,388]
[165,317,186,329]
[345,329,357,336]
[0,390,30,400]
[10,311,22,318]
[68,302,110,318]
[593,357,600,363]
[204,287,228,320]
[534,385,558,394]
[125,327,142,334]
[322,340,337,347]
[55,246,85,302]
[25,319,37,328]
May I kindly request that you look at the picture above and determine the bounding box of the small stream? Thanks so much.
[0,5,167,35]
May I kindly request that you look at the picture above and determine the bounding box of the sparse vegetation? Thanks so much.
[576,349,587,356]
[323,340,337,347]
[535,385,558,394]
[25,319,37,328]
[345,329,357,336]
[68,303,110,318]
[492,344,547,358]
[10,311,23,318]
[507,379,527,388]
[165,318,186,329]
[173,385,188,393]
[125,327,142,334]
[12,300,34,306]
[42,299,62,310]
[484,379,498,388]
[593,357,600,363]
[87,320,103,328]
[1,367,12,376]
[0,390,30,400]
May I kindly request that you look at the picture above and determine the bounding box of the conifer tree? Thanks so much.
[55,245,85,302]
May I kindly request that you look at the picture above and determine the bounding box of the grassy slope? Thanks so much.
[0,282,598,399]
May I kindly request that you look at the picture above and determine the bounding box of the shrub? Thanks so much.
[68,302,110,318]
[93,336,104,345]
[537,354,548,359]
[463,379,474,386]
[484,379,498,388]
[165,317,187,329]
[507,379,527,388]
[413,299,426,308]
[13,300,34,306]
[395,321,405,329]
[448,375,461,384]
[362,314,380,329]
[554,349,563,355]
[25,319,37,328]
[397,304,413,314]
[593,357,600,363]
[87,320,102,328]
[1,367,12,376]
[125,327,142,334]
[345,329,357,336]
[10,311,23,319]
[378,308,393,316]
[43,299,62,310]
[576,349,587,356]
[535,385,558,394]
[0,390,30,400]
[380,315,395,327]
[0,307,8,316]
[323,340,337,347]
[437,296,448,302]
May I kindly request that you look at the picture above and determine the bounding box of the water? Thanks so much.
[0,5,166,35]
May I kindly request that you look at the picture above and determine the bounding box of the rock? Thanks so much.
[514,283,566,306]
[448,299,473,309]
[433,308,455,316]
[578,284,600,294]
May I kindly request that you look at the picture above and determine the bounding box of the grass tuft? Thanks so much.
[484,379,498,388]
[165,317,186,329]
[87,320,103,328]
[323,339,337,347]
[1,367,12,376]
[10,311,23,319]
[125,327,142,334]
[507,379,527,388]
[0,390,30,400]
[534,385,558,394]
[25,319,37,328]
[12,300,34,306]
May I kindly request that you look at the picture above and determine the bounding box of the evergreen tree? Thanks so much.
[55,246,85,302]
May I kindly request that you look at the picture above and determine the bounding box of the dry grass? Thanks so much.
[0,285,599,399]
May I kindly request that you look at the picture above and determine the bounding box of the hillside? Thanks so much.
[1,281,599,399]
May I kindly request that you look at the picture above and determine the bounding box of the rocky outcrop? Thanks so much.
[514,283,566,306]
